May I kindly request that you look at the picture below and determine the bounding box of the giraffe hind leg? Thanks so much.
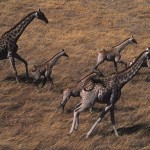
[70,104,90,134]
[9,57,19,83]
[92,54,105,71]
[14,53,29,80]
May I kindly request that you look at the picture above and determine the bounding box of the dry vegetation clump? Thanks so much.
[0,0,150,150]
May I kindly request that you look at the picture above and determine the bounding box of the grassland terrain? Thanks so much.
[0,0,150,150]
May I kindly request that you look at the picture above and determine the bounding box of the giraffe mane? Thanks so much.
[116,50,148,74]
[111,37,130,49]
[2,11,36,37]
[41,51,63,66]
[76,72,96,84]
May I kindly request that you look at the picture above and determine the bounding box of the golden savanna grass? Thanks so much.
[0,0,150,150]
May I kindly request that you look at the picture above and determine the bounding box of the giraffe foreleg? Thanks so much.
[9,56,19,83]
[110,107,119,136]
[70,104,89,134]
[86,104,112,138]
[14,53,29,79]
[40,76,47,89]
[74,113,80,130]
[114,61,118,72]
[47,75,53,91]
[75,102,82,109]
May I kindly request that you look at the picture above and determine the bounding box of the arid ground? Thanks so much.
[0,0,150,150]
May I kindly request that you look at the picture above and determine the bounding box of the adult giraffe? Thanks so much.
[0,9,48,82]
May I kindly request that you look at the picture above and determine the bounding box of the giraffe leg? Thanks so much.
[114,62,118,72]
[9,57,19,83]
[75,102,82,109]
[59,89,72,111]
[89,106,93,113]
[146,58,150,68]
[86,104,112,138]
[74,103,84,130]
[40,76,47,88]
[92,54,105,71]
[110,107,119,136]
[70,104,89,134]
[47,76,53,91]
[70,110,78,134]
[74,113,79,130]
[14,53,29,79]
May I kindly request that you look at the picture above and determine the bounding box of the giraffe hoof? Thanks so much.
[69,129,74,134]
[85,134,90,139]
[16,79,19,83]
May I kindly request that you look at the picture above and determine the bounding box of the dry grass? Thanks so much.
[0,0,150,150]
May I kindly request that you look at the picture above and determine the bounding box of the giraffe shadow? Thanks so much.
[116,123,148,135]
[2,74,35,84]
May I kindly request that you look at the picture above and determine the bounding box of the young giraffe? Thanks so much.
[69,48,150,138]
[93,36,137,72]
[58,70,104,111]
[0,9,48,82]
[32,49,69,90]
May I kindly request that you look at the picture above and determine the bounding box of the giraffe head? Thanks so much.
[36,9,48,23]
[129,36,137,44]
[144,47,150,58]
[61,49,69,57]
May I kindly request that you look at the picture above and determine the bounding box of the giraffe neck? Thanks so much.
[47,52,64,68]
[114,38,131,53]
[78,72,97,83]
[118,52,147,88]
[2,12,36,43]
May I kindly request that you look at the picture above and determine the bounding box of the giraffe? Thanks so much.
[58,70,104,111]
[128,55,150,68]
[128,54,150,80]
[92,36,137,72]
[69,48,150,138]
[0,9,48,82]
[32,49,69,90]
